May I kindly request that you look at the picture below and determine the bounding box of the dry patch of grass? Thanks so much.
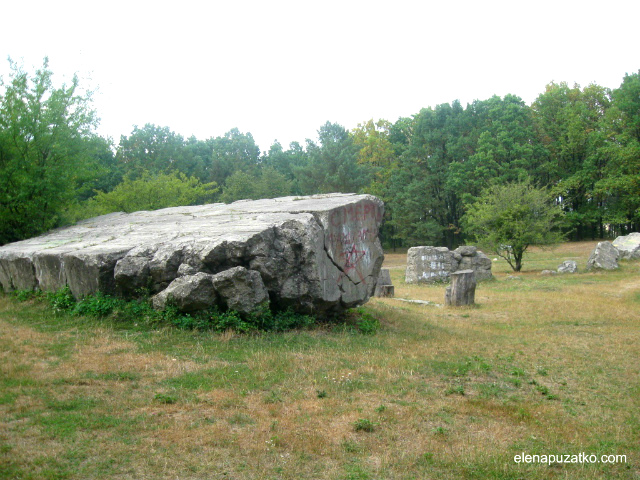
[1,240,639,479]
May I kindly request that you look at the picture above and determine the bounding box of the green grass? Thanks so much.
[0,240,639,479]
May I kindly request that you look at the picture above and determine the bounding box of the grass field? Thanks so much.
[1,240,639,479]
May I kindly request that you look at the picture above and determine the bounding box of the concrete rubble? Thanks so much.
[0,194,385,316]
[612,232,640,260]
[405,245,492,284]
[373,268,394,297]
[557,260,578,274]
[586,241,619,271]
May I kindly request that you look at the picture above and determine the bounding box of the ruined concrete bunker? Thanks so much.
[0,194,385,316]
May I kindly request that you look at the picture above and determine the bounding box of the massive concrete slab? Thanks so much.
[0,194,385,316]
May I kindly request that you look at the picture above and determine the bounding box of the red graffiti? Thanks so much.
[327,227,378,247]
[339,244,366,283]
[342,244,366,272]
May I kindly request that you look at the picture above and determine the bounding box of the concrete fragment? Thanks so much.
[457,249,493,281]
[445,270,476,306]
[374,268,393,297]
[557,260,578,274]
[405,245,492,283]
[586,241,619,271]
[0,194,384,316]
[612,232,640,260]
[152,272,218,312]
[454,245,477,257]
[376,285,395,297]
[405,247,459,283]
[209,266,269,315]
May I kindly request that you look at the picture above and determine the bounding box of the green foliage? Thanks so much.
[46,286,75,313]
[353,418,377,432]
[11,289,41,302]
[298,122,372,195]
[3,59,640,253]
[31,287,318,333]
[531,82,612,238]
[220,167,292,203]
[221,170,258,203]
[208,128,261,186]
[612,70,640,142]
[0,58,100,244]
[384,102,470,248]
[116,124,190,178]
[355,311,380,335]
[463,181,566,271]
[79,171,218,217]
[72,292,121,317]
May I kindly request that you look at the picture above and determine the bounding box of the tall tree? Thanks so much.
[448,95,543,202]
[262,140,310,194]
[385,103,469,248]
[297,122,370,194]
[0,58,99,244]
[116,124,187,178]
[531,82,612,239]
[594,71,640,234]
[208,128,261,187]
[352,119,395,195]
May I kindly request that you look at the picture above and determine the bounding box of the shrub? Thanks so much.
[12,289,42,302]
[10,286,322,334]
[46,286,75,313]
[353,418,377,432]
[72,291,121,317]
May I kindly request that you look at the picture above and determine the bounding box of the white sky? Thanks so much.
[1,0,639,152]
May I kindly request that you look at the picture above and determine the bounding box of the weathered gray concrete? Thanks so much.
[557,260,578,274]
[373,268,393,297]
[405,247,459,283]
[454,246,493,281]
[445,269,476,306]
[405,245,492,284]
[612,232,640,260]
[586,241,619,271]
[0,194,384,316]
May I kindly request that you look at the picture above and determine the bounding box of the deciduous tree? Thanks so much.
[463,181,566,271]
[0,58,99,244]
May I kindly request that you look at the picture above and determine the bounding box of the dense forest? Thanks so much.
[1,59,639,249]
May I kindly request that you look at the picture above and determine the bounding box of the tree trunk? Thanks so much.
[445,270,476,307]
[514,251,523,272]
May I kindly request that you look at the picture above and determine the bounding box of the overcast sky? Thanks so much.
[1,0,639,152]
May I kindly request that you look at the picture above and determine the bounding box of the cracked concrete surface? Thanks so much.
[0,194,384,316]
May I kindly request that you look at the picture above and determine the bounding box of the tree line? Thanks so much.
[1,58,639,249]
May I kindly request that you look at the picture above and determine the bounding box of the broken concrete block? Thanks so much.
[0,194,385,316]
[586,241,619,271]
[405,245,492,283]
[612,232,640,260]
[374,268,393,297]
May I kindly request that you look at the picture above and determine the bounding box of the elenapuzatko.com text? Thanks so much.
[515,453,627,465]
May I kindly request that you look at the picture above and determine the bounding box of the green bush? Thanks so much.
[7,286,368,335]
[168,305,316,333]
[46,286,75,312]
[349,308,380,335]
[72,291,121,317]
[12,289,42,302]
